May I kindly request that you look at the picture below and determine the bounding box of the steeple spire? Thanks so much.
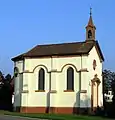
[90,7,92,16]
[86,8,96,41]
[87,7,95,27]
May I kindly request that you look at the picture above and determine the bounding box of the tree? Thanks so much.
[103,69,115,93]
[103,69,115,117]
[0,72,13,111]
[4,74,12,83]
[0,71,4,82]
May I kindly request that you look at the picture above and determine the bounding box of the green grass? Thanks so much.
[0,110,110,120]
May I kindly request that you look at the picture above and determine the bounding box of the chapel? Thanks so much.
[12,9,104,114]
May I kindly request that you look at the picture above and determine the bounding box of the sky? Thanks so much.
[0,0,115,75]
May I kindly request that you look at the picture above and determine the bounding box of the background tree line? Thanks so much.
[103,69,115,93]
[102,69,115,117]
[0,71,14,111]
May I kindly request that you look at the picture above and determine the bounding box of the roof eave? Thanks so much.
[11,52,89,61]
[11,55,24,61]
[95,41,104,61]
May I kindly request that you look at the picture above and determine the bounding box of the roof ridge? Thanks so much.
[37,41,86,46]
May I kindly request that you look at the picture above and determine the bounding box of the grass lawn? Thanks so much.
[0,110,111,120]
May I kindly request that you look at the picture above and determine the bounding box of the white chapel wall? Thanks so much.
[22,56,84,107]
[88,46,103,107]
[14,60,24,107]
[16,48,103,108]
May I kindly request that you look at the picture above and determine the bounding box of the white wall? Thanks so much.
[21,56,83,107]
[14,45,103,109]
[88,46,103,107]
[57,65,80,107]
[14,61,24,107]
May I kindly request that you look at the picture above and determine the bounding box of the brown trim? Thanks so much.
[35,90,45,92]
[80,90,87,93]
[64,90,74,92]
[23,71,33,73]
[61,64,78,72]
[79,68,88,72]
[51,56,58,58]
[50,90,57,93]
[55,55,81,58]
[25,56,51,59]
[91,76,100,110]
[25,54,87,59]
[22,90,29,93]
[21,63,79,74]
[97,84,99,106]
[12,54,88,62]
[33,65,49,73]
[50,69,57,72]
[15,106,93,114]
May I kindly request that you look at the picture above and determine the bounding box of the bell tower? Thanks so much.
[86,8,96,41]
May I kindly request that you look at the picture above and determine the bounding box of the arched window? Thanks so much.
[67,67,74,90]
[14,67,19,77]
[88,30,92,39]
[38,68,45,90]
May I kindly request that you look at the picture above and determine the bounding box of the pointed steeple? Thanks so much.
[86,8,96,41]
[87,8,95,27]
